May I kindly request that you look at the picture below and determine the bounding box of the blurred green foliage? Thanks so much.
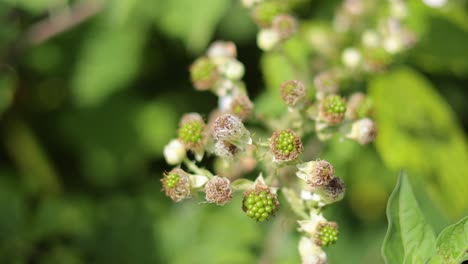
[0,0,467,263]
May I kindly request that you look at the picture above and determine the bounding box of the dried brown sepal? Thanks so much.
[205,176,233,205]
[280,80,306,107]
[307,160,335,187]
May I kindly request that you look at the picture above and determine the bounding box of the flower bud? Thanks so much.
[314,222,339,247]
[178,113,206,152]
[220,59,245,80]
[242,183,279,222]
[257,29,281,51]
[214,140,239,159]
[319,95,346,124]
[205,176,233,205]
[229,95,254,120]
[270,129,303,162]
[272,14,297,39]
[212,114,251,149]
[161,168,191,202]
[345,92,374,120]
[190,57,219,90]
[298,237,327,264]
[296,160,335,187]
[341,47,362,68]
[314,71,339,101]
[280,80,306,107]
[207,41,237,58]
[361,30,380,48]
[346,118,377,144]
[252,2,283,28]
[163,139,186,165]
[314,176,345,204]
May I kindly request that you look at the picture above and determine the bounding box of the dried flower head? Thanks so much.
[296,160,335,187]
[205,176,233,205]
[272,14,297,39]
[314,222,339,247]
[178,113,206,151]
[270,129,303,162]
[319,95,347,124]
[229,95,254,120]
[315,176,346,204]
[161,168,191,202]
[346,92,374,120]
[346,118,377,144]
[212,114,251,148]
[314,71,339,100]
[242,184,280,222]
[280,80,306,107]
[190,57,219,90]
[252,2,284,28]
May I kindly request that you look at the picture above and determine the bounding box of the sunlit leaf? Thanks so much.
[434,216,468,264]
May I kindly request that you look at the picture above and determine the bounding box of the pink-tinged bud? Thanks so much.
[296,160,335,187]
[212,114,251,148]
[229,95,254,121]
[161,168,191,202]
[205,176,233,205]
[314,71,339,100]
[280,80,306,107]
[319,95,347,124]
[272,14,297,39]
[178,113,206,152]
[207,41,237,58]
[346,118,377,144]
[270,129,303,162]
[190,57,219,90]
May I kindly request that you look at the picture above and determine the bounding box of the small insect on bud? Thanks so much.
[207,41,237,58]
[257,28,281,51]
[270,129,303,162]
[212,114,251,148]
[314,71,339,100]
[252,1,284,28]
[229,95,254,120]
[190,57,219,90]
[346,118,377,144]
[314,176,346,204]
[272,14,297,39]
[298,237,327,264]
[280,80,306,107]
[315,222,339,247]
[242,184,279,222]
[296,160,335,187]
[205,176,233,205]
[319,95,347,124]
[161,168,191,202]
[178,113,206,152]
[214,140,239,159]
[346,92,374,120]
[163,139,186,165]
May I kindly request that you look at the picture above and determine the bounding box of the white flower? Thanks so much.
[341,47,362,68]
[298,210,327,235]
[423,0,447,8]
[257,29,280,51]
[299,237,327,264]
[221,59,245,80]
[163,139,186,165]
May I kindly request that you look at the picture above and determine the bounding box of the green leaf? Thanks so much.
[434,216,468,264]
[382,171,436,264]
[369,67,468,219]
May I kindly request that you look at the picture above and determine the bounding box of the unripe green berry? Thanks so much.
[319,95,346,124]
[280,80,306,107]
[270,129,303,162]
[166,174,180,188]
[242,188,279,222]
[178,113,205,152]
[315,222,339,247]
[190,57,219,90]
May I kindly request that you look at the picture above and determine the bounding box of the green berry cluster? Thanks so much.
[324,95,346,114]
[253,2,283,27]
[178,122,203,144]
[190,58,217,83]
[165,174,180,188]
[243,191,277,222]
[317,224,338,246]
[274,130,296,155]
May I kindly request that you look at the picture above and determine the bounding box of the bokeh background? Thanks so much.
[1,0,468,263]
